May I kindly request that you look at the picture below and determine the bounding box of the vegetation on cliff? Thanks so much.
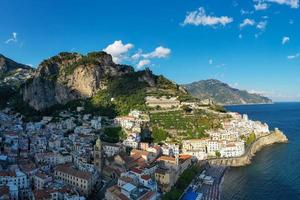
[150,110,223,142]
[102,127,126,143]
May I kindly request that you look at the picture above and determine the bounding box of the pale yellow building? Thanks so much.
[54,164,94,196]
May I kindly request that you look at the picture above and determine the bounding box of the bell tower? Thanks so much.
[94,137,102,173]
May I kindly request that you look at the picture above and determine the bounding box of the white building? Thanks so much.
[207,141,222,156]
[91,117,102,130]
[102,143,124,157]
[34,152,72,166]
[114,116,135,130]
[33,172,52,189]
[220,141,245,158]
[0,169,29,199]
[123,135,139,149]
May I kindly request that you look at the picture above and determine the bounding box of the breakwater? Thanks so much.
[208,129,288,167]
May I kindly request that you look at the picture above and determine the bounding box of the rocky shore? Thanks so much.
[208,129,288,167]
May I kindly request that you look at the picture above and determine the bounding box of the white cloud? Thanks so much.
[142,46,171,59]
[256,21,267,30]
[103,40,134,63]
[5,32,18,44]
[240,9,254,15]
[209,59,213,65]
[137,59,151,68]
[254,2,269,10]
[265,0,299,8]
[287,52,300,59]
[103,40,171,68]
[282,36,290,45]
[248,89,267,94]
[131,50,142,60]
[254,0,299,9]
[240,18,255,28]
[133,46,171,60]
[183,7,233,27]
[131,46,171,69]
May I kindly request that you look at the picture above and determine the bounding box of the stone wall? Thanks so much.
[208,130,288,167]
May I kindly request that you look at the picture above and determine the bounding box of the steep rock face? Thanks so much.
[183,79,272,105]
[23,52,134,110]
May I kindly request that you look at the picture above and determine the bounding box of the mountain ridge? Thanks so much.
[0,54,32,73]
[182,79,272,105]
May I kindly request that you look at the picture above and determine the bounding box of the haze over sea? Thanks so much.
[222,103,300,200]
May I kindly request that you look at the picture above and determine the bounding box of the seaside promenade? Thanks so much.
[200,166,227,200]
[181,165,227,200]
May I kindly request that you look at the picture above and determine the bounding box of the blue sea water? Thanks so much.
[222,103,300,200]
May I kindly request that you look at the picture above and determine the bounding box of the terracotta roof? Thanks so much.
[131,149,149,156]
[140,191,155,200]
[226,143,236,148]
[0,171,16,177]
[141,174,151,180]
[157,156,175,162]
[0,186,9,196]
[131,167,142,174]
[33,189,51,199]
[179,154,192,160]
[107,185,130,200]
[35,172,50,179]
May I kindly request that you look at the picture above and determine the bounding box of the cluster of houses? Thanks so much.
[182,112,270,160]
[104,141,192,200]
[114,110,149,149]
[0,108,188,200]
[0,104,271,200]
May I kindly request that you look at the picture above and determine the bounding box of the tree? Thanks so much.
[152,127,168,143]
[215,150,221,158]
[102,127,125,143]
[246,132,256,146]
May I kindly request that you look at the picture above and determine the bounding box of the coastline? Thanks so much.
[200,129,288,200]
[208,129,288,167]
[222,102,274,106]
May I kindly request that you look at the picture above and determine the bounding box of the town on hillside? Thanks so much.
[0,96,274,200]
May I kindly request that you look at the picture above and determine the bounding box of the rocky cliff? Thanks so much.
[183,79,272,105]
[208,129,288,167]
[22,52,137,110]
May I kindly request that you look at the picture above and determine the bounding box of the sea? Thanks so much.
[221,102,300,200]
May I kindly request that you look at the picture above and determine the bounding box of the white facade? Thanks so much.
[103,143,123,157]
[0,169,29,199]
[220,141,245,158]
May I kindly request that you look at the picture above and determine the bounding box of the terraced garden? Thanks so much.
[150,109,224,142]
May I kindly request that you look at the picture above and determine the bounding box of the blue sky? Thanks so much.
[1,0,300,101]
